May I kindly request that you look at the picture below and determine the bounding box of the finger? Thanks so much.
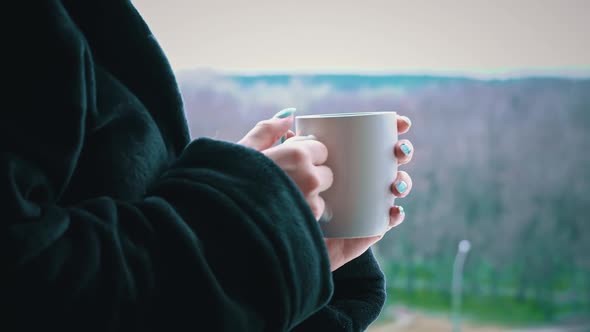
[309,195,326,220]
[314,165,334,193]
[394,139,414,165]
[292,139,329,165]
[238,108,296,151]
[391,171,413,197]
[389,205,406,229]
[397,114,412,135]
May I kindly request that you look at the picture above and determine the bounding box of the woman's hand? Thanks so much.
[263,138,334,219]
[325,114,413,271]
[238,108,333,220]
[238,109,414,271]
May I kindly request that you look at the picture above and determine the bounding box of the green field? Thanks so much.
[380,281,590,328]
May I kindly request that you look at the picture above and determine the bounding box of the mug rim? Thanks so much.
[296,111,396,119]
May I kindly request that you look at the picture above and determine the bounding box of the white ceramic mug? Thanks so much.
[295,112,398,238]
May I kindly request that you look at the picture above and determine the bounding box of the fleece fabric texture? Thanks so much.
[1,0,385,331]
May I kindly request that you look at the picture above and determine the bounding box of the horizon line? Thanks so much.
[175,66,590,80]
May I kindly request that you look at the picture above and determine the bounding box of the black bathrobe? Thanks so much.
[1,1,385,331]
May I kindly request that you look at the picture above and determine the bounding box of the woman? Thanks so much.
[2,0,414,331]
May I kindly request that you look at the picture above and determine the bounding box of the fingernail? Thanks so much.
[274,107,297,119]
[395,181,408,193]
[320,206,333,223]
[398,206,405,215]
[280,135,287,144]
[400,143,412,156]
[400,115,412,127]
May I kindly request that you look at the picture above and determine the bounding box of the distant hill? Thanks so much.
[176,69,590,91]
[225,74,470,90]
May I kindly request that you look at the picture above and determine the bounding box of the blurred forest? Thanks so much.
[176,70,590,325]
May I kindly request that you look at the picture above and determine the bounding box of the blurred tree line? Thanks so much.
[177,71,590,323]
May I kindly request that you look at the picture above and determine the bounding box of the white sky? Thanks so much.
[132,0,590,75]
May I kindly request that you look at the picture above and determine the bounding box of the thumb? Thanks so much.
[238,108,296,151]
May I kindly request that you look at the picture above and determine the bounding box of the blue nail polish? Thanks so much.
[280,135,286,144]
[400,143,412,156]
[396,181,408,193]
[398,206,405,214]
[274,107,297,118]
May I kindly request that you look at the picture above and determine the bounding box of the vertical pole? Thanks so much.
[452,240,471,332]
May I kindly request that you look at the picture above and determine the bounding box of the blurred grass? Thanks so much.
[380,261,590,326]
[386,287,562,326]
